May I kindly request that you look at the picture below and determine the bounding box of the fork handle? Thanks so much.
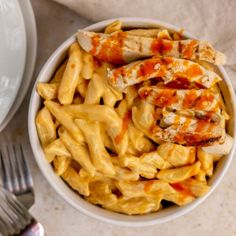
[18,220,44,236]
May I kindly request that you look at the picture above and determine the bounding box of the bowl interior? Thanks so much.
[28,18,236,226]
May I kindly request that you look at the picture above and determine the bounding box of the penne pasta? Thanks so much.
[37,83,59,100]
[53,156,71,176]
[58,43,83,104]
[75,119,115,176]
[104,20,122,34]
[63,104,129,155]
[44,138,71,163]
[85,73,122,107]
[62,166,90,196]
[156,161,201,183]
[58,127,95,177]
[50,60,67,84]
[44,100,84,144]
[81,51,94,79]
[36,106,57,148]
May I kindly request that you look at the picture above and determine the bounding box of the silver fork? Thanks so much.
[0,187,44,236]
[0,143,34,208]
[0,143,44,236]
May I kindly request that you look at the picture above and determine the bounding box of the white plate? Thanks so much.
[0,0,37,132]
[0,0,26,126]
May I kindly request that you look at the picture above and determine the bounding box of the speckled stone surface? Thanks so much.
[1,0,235,235]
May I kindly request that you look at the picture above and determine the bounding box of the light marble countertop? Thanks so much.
[1,0,236,235]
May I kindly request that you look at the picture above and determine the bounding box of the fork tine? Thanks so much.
[0,191,19,234]
[0,216,9,236]
[5,191,32,230]
[13,143,27,194]
[7,143,21,193]
[0,150,4,186]
[0,142,34,196]
[0,147,13,192]
[19,144,33,190]
[0,188,33,235]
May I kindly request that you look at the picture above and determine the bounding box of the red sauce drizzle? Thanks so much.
[165,64,203,89]
[115,110,131,144]
[93,57,102,68]
[90,35,100,55]
[166,77,191,89]
[91,32,126,65]
[185,64,203,78]
[138,60,159,77]
[153,90,178,107]
[137,58,169,80]
[144,180,155,192]
[195,120,208,133]
[182,90,198,108]
[182,40,198,59]
[174,132,206,146]
[112,66,126,81]
[171,183,194,197]
[151,39,173,54]
[139,88,152,99]
[195,93,214,110]
[195,82,206,89]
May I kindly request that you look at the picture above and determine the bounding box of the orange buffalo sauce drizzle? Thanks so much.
[188,148,196,164]
[182,40,198,59]
[112,66,126,81]
[115,110,131,144]
[90,32,126,65]
[139,88,152,100]
[90,35,100,55]
[171,183,194,197]
[166,77,191,89]
[137,60,159,77]
[195,93,214,110]
[195,120,208,133]
[153,90,178,107]
[139,88,178,107]
[144,180,155,192]
[93,57,102,68]
[185,64,203,78]
[165,64,204,89]
[182,90,198,108]
[151,39,173,54]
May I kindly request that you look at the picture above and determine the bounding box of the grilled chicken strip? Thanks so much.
[138,86,221,112]
[77,30,225,65]
[107,57,222,91]
[151,112,225,146]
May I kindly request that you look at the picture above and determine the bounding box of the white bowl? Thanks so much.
[28,17,236,226]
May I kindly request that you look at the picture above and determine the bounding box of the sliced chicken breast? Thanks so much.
[138,86,220,112]
[151,112,225,146]
[77,30,225,65]
[107,57,222,91]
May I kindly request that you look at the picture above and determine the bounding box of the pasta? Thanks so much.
[58,43,83,104]
[35,20,233,215]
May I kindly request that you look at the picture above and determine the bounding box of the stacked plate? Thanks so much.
[0,0,37,131]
